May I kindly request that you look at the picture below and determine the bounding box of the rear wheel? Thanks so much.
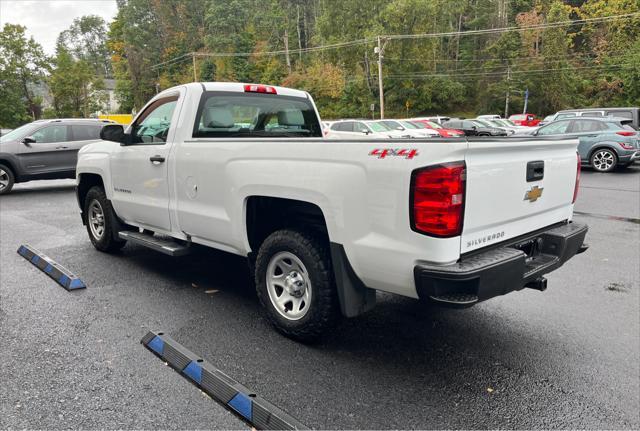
[255,229,339,342]
[84,186,126,252]
[590,148,617,172]
[0,164,15,195]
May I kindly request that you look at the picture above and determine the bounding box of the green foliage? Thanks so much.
[56,15,112,76]
[3,0,638,127]
[0,24,49,127]
[48,47,108,117]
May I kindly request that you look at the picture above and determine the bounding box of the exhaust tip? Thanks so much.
[525,277,548,292]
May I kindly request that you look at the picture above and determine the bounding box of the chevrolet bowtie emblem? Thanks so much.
[524,185,544,202]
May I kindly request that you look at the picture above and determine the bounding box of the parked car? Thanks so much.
[76,81,587,341]
[533,117,639,172]
[0,118,114,194]
[547,107,639,130]
[409,119,465,137]
[375,120,440,138]
[421,115,451,125]
[509,113,540,127]
[475,118,518,135]
[442,119,508,136]
[477,114,502,120]
[327,119,409,139]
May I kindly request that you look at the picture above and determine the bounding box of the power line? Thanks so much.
[150,12,639,70]
[383,63,629,80]
[382,13,640,40]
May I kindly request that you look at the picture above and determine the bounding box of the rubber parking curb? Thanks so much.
[141,331,308,430]
[17,244,86,291]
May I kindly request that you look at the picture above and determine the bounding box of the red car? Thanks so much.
[409,119,465,138]
[508,113,540,127]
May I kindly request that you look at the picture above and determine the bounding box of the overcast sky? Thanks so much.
[0,0,118,54]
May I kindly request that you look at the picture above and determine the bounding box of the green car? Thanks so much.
[532,117,639,172]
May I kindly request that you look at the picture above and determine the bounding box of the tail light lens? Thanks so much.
[616,131,635,137]
[618,142,635,150]
[244,84,277,94]
[573,152,581,204]
[411,162,466,237]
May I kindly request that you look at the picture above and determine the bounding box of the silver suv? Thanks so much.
[0,119,114,195]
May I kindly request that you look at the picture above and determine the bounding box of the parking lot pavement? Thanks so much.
[1,170,638,429]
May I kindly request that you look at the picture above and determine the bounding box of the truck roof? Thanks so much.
[185,82,310,99]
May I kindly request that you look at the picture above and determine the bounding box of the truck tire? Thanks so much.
[255,229,339,342]
[0,164,15,195]
[84,186,126,252]
[590,148,617,172]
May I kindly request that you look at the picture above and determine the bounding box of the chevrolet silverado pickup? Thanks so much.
[76,82,588,341]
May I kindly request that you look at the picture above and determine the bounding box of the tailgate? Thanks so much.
[462,138,578,253]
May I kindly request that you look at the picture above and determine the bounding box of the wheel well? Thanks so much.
[0,159,16,177]
[77,174,104,208]
[246,196,329,252]
[589,145,618,160]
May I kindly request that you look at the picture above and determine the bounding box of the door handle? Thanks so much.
[150,155,165,164]
[56,146,68,149]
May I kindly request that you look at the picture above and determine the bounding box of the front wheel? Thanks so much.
[0,164,15,195]
[255,229,339,342]
[84,186,126,252]
[590,148,617,172]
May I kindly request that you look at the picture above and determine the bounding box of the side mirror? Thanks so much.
[100,124,127,144]
[22,136,35,146]
[396,126,404,131]
[361,129,370,135]
[471,125,477,130]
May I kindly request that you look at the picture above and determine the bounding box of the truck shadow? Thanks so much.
[119,243,575,429]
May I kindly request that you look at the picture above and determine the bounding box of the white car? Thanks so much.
[326,119,409,139]
[477,114,502,120]
[376,120,440,138]
[76,81,588,341]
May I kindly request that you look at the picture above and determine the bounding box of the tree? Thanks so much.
[56,15,112,77]
[48,47,107,117]
[0,24,49,126]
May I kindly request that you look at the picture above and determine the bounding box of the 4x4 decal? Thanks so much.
[369,148,419,159]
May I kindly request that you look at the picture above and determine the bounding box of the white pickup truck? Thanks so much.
[76,82,588,341]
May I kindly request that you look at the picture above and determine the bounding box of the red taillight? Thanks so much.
[573,152,581,204]
[411,162,466,237]
[616,131,635,137]
[618,142,635,150]
[244,84,277,94]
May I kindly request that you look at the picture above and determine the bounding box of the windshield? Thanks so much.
[0,123,38,143]
[368,122,391,132]
[400,121,419,129]
[426,120,442,129]
[493,119,509,127]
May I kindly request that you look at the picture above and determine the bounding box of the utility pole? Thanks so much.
[522,88,529,114]
[504,65,511,118]
[375,36,386,119]
[192,53,197,82]
[284,29,292,74]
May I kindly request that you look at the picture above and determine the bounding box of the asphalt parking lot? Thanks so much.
[1,166,638,429]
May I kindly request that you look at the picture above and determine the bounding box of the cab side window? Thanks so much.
[131,96,178,144]
[31,125,68,143]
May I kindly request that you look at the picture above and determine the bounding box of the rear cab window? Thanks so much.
[193,91,322,138]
